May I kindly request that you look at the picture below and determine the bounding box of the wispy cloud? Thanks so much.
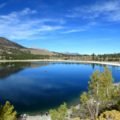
[2,1,118,40]
[62,22,96,34]
[67,0,120,22]
[0,3,6,8]
[0,8,65,40]
[62,28,85,34]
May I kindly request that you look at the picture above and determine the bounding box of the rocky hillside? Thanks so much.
[0,37,55,60]
[0,37,24,49]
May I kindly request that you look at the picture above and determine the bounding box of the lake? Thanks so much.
[0,61,120,114]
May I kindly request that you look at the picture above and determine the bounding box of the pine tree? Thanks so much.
[100,67,113,99]
[80,67,114,119]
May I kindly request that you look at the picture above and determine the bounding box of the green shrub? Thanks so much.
[0,101,17,120]
[49,103,67,120]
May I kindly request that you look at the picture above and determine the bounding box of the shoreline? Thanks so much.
[0,59,120,67]
[1,59,120,120]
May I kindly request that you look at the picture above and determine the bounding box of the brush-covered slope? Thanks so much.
[0,37,55,60]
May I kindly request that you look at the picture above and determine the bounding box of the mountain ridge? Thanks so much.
[0,37,55,57]
[0,37,24,48]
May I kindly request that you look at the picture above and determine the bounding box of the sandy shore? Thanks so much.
[18,115,51,120]
[0,59,120,67]
[26,115,50,120]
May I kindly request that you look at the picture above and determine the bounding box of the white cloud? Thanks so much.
[67,0,120,22]
[88,1,119,13]
[0,8,65,40]
[21,8,37,15]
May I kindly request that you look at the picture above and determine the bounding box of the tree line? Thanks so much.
[1,48,120,61]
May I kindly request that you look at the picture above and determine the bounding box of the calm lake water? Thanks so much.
[0,62,120,114]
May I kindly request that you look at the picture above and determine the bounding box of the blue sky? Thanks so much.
[0,0,120,54]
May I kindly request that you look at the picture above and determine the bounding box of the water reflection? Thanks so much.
[0,63,29,79]
[0,62,50,79]
[0,62,119,114]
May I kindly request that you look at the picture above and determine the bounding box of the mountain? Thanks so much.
[0,37,24,49]
[0,37,55,60]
